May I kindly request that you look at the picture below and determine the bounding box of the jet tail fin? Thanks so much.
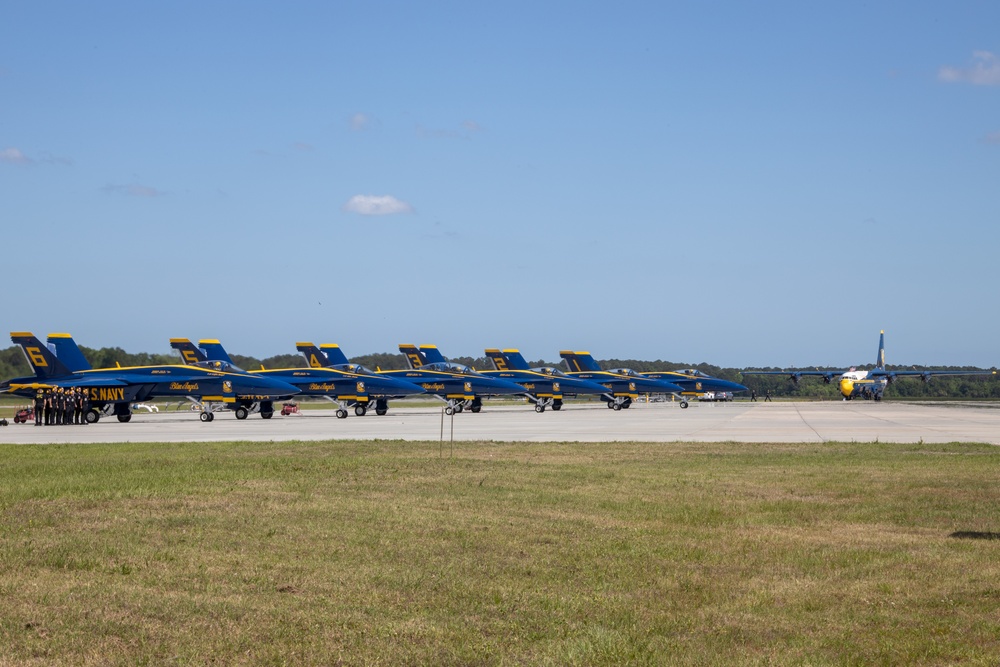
[418,345,446,364]
[320,344,350,366]
[296,342,330,368]
[876,330,886,370]
[486,348,532,371]
[399,344,424,369]
[10,332,73,379]
[484,348,508,370]
[46,333,92,371]
[559,350,602,373]
[198,339,234,364]
[170,338,207,365]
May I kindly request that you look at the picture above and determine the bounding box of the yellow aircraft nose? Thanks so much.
[839,378,854,398]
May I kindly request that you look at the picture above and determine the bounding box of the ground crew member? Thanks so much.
[34,389,44,426]
[750,389,757,402]
[43,389,52,425]
[73,389,83,424]
[764,389,772,402]
[65,389,75,424]
[81,389,91,424]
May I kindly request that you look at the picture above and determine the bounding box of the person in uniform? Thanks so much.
[66,389,76,424]
[73,389,83,424]
[44,389,53,425]
[81,388,91,425]
[34,389,44,426]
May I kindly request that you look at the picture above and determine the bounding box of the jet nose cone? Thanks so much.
[382,376,426,396]
[636,378,682,394]
[487,378,528,395]
[724,380,748,393]
[567,377,609,395]
[256,376,301,395]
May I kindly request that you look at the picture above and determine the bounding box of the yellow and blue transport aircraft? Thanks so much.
[741,331,996,400]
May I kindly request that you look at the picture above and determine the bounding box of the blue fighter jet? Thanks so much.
[295,342,429,416]
[407,345,603,413]
[557,350,687,410]
[410,344,607,413]
[558,351,746,408]
[3,332,300,423]
[171,338,427,418]
[482,348,620,412]
[394,344,528,414]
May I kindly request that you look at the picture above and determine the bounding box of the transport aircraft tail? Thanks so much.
[875,330,886,370]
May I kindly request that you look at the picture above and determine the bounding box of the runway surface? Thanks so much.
[3,401,999,445]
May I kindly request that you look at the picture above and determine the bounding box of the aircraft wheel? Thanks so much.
[260,411,273,419]
[336,409,348,419]
[86,409,100,424]
[455,405,463,413]
[470,404,481,413]
[117,413,132,423]
[354,405,367,417]
[606,401,615,409]
[235,407,249,420]
[534,404,545,413]
[445,406,454,416]
[200,412,212,422]
[552,401,562,411]
[622,399,631,409]
[680,401,689,409]
[375,407,388,416]
[612,402,622,411]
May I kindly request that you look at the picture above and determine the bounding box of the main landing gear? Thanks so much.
[444,397,482,416]
[531,398,563,413]
[605,396,633,411]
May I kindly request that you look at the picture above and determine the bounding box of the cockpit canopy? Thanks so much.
[533,367,568,377]
[195,360,244,373]
[607,368,642,377]
[676,368,709,377]
[423,361,479,376]
[336,363,377,375]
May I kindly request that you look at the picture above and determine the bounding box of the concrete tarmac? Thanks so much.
[2,401,999,445]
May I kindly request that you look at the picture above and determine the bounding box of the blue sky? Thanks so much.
[3,1,998,368]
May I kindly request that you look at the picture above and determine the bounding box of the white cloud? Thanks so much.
[1,147,32,164]
[350,112,372,131]
[102,183,164,197]
[938,50,1000,86]
[342,194,414,216]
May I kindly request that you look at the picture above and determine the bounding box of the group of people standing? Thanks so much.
[33,387,90,425]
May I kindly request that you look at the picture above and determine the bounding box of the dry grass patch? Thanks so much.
[0,439,998,665]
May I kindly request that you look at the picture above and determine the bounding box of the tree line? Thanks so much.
[1,346,997,399]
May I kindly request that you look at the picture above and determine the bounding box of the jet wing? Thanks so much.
[742,370,846,384]
[871,369,997,382]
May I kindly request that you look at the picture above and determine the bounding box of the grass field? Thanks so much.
[1,439,998,665]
